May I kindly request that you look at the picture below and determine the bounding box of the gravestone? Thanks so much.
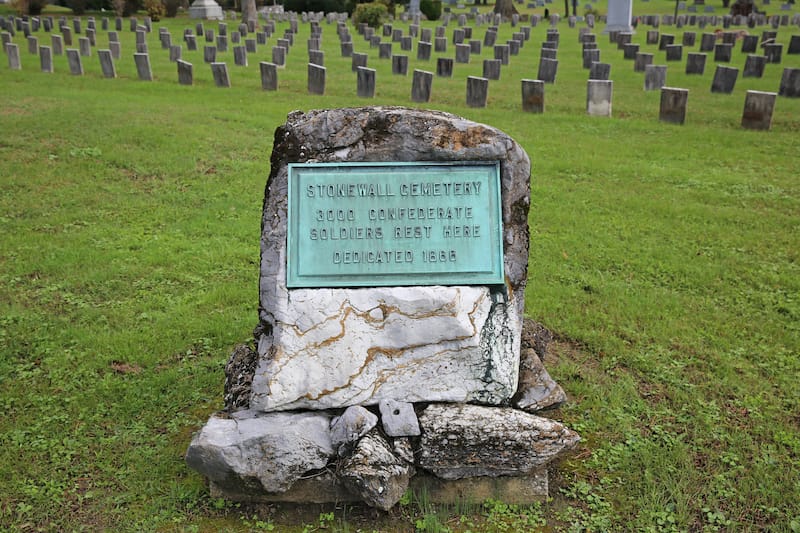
[682,32,696,47]
[644,64,667,90]
[28,35,38,55]
[586,80,613,116]
[647,30,660,45]
[605,0,633,33]
[436,57,454,77]
[623,43,639,59]
[659,34,675,50]
[494,44,510,65]
[134,53,153,81]
[714,43,733,62]
[467,76,489,107]
[110,41,121,59]
[741,35,758,54]
[204,45,216,63]
[788,35,800,55]
[379,42,392,59]
[764,43,782,63]
[417,41,432,61]
[170,45,182,62]
[62,26,73,46]
[699,32,715,52]
[66,48,83,74]
[233,46,247,66]
[392,54,408,75]
[309,50,324,66]
[272,46,286,66]
[177,59,193,85]
[634,52,654,72]
[483,58,502,80]
[98,49,116,77]
[580,49,600,69]
[79,37,91,57]
[538,58,558,83]
[711,65,738,93]
[307,62,325,94]
[6,43,20,69]
[189,0,224,21]
[455,43,470,63]
[186,110,579,509]
[521,79,545,112]
[186,34,197,51]
[743,54,767,77]
[211,61,230,87]
[660,87,688,124]
[260,61,278,90]
[39,45,53,73]
[542,48,557,61]
[411,69,433,101]
[666,44,683,61]
[357,66,376,97]
[685,52,706,74]
[52,34,64,55]
[351,52,367,72]
[741,90,776,129]
[589,61,611,80]
[779,67,800,97]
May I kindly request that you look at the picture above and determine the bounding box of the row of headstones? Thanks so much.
[0,28,265,66]
[660,86,783,130]
[606,28,800,65]
[636,12,800,29]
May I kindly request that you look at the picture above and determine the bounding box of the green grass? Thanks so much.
[1,4,799,532]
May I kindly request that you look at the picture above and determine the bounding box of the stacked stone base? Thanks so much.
[209,470,549,505]
[187,321,578,511]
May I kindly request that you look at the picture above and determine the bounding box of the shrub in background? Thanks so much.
[144,0,166,20]
[353,1,388,27]
[9,0,49,15]
[420,0,441,20]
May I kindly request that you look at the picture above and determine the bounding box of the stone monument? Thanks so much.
[186,107,579,510]
[604,0,634,33]
[189,0,224,21]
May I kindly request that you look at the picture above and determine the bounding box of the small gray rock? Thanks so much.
[338,429,414,511]
[512,347,567,412]
[379,399,421,437]
[393,437,415,464]
[330,405,378,454]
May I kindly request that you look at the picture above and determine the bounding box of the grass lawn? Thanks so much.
[1,1,799,531]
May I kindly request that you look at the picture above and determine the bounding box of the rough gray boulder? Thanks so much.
[418,403,580,479]
[338,429,414,511]
[330,405,379,455]
[185,410,334,493]
[512,347,567,412]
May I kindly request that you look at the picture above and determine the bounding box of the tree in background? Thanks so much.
[493,0,519,18]
[242,0,257,22]
[9,0,49,15]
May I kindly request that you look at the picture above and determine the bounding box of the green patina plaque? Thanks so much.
[287,161,504,288]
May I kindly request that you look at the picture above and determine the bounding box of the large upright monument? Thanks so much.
[188,0,224,20]
[186,107,579,510]
[604,0,634,33]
